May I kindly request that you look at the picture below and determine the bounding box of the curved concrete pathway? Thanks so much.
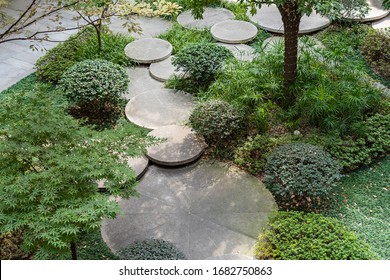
[101,161,277,259]
[177,7,235,29]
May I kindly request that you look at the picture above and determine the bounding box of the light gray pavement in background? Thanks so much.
[346,0,390,22]
[101,161,277,259]
[177,7,234,30]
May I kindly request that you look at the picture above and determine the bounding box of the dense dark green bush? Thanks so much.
[172,43,233,88]
[59,59,128,127]
[308,113,390,171]
[189,99,244,148]
[265,143,342,211]
[360,29,390,80]
[117,239,186,260]
[35,27,133,83]
[255,211,378,260]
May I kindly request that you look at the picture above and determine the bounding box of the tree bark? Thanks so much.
[278,1,301,105]
[70,241,77,260]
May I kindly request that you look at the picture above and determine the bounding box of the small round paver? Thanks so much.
[345,0,390,22]
[149,56,184,82]
[248,4,330,34]
[125,66,164,100]
[124,38,172,64]
[146,125,207,166]
[217,43,257,62]
[125,89,195,130]
[101,161,277,259]
[98,155,149,191]
[177,7,234,30]
[211,20,258,43]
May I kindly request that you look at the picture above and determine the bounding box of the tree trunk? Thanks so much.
[93,21,102,51]
[70,241,77,260]
[278,1,301,106]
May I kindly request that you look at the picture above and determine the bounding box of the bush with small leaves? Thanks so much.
[189,99,244,148]
[59,59,128,128]
[265,143,342,211]
[172,43,233,88]
[117,239,186,260]
[255,211,378,260]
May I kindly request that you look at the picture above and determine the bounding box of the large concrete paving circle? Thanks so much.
[146,125,207,166]
[345,0,389,22]
[217,43,257,62]
[211,20,258,43]
[109,16,172,38]
[372,14,390,29]
[248,4,330,34]
[124,38,172,64]
[125,89,195,130]
[149,56,184,82]
[125,66,164,100]
[177,7,235,30]
[101,161,278,259]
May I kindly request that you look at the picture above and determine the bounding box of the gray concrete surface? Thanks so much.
[101,161,277,259]
[211,20,258,43]
[146,125,207,166]
[177,7,234,30]
[124,38,173,64]
[125,66,164,100]
[149,56,184,82]
[372,14,390,29]
[124,89,195,129]
[217,43,257,62]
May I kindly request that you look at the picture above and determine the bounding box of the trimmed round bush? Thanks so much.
[117,239,186,260]
[264,143,342,211]
[59,59,128,127]
[172,43,233,86]
[189,99,244,147]
[255,211,378,260]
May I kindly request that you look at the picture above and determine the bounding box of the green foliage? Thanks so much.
[255,211,378,260]
[234,134,295,175]
[117,239,186,260]
[35,27,134,83]
[0,86,150,258]
[307,113,390,171]
[360,29,390,80]
[325,157,390,259]
[0,231,32,260]
[265,143,342,211]
[59,59,128,127]
[190,99,245,148]
[172,43,234,89]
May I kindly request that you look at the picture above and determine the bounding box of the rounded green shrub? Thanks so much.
[189,99,244,147]
[117,239,186,260]
[59,59,128,127]
[264,143,342,211]
[255,211,378,260]
[172,43,233,86]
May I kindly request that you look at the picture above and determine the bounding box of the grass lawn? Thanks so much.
[326,156,390,259]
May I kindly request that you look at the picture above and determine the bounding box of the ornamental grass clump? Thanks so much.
[264,143,342,212]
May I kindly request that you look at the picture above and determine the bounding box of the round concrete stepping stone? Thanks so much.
[372,14,390,29]
[216,43,257,62]
[98,156,149,191]
[125,66,164,100]
[211,20,258,43]
[177,7,234,30]
[146,125,207,166]
[125,89,195,130]
[124,38,172,64]
[149,56,184,82]
[248,4,330,34]
[346,0,389,22]
[101,161,277,259]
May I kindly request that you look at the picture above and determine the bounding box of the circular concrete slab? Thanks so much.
[248,4,330,34]
[177,7,235,30]
[372,14,390,29]
[217,43,257,61]
[149,56,184,82]
[211,20,258,43]
[125,66,164,100]
[146,125,207,166]
[345,0,390,22]
[101,161,277,259]
[98,156,149,191]
[124,38,172,64]
[125,89,195,130]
